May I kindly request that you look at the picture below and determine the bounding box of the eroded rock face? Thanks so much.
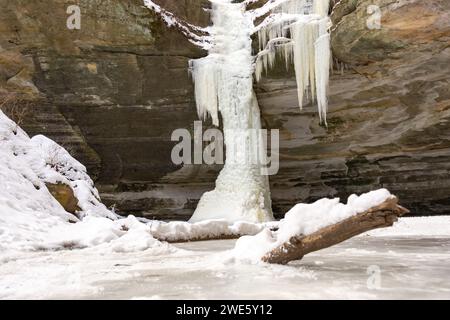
[0,0,215,219]
[1,0,449,219]
[257,0,450,216]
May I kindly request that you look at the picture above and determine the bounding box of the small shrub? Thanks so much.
[0,93,34,126]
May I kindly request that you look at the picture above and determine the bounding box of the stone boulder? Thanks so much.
[46,183,81,216]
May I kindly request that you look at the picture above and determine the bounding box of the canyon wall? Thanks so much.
[1,0,449,219]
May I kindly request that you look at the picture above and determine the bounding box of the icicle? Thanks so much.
[257,19,288,54]
[313,0,330,17]
[314,18,330,125]
[190,58,220,126]
[308,20,319,103]
[290,20,319,109]
[253,0,331,121]
[291,22,306,109]
[283,42,293,70]
[255,58,263,82]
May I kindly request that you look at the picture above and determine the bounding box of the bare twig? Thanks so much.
[0,93,34,127]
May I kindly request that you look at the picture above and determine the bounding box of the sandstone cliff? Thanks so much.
[1,0,449,219]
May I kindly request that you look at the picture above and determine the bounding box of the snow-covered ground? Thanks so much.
[2,110,449,299]
[1,216,449,300]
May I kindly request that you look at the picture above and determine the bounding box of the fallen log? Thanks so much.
[153,225,280,243]
[149,221,278,243]
[262,196,409,264]
[164,234,242,244]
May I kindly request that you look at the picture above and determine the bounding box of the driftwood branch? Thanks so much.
[262,197,409,264]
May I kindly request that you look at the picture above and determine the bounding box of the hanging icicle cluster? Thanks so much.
[255,0,331,124]
[189,58,220,127]
[189,0,331,127]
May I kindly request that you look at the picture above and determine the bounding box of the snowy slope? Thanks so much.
[0,110,271,255]
[0,111,165,255]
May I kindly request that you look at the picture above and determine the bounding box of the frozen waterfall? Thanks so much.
[189,0,331,223]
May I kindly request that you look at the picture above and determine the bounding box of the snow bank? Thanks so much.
[232,189,393,262]
[29,135,117,220]
[149,219,265,242]
[0,111,116,221]
[46,215,168,253]
[1,111,74,252]
[0,111,167,256]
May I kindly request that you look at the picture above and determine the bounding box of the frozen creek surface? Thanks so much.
[1,217,450,299]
